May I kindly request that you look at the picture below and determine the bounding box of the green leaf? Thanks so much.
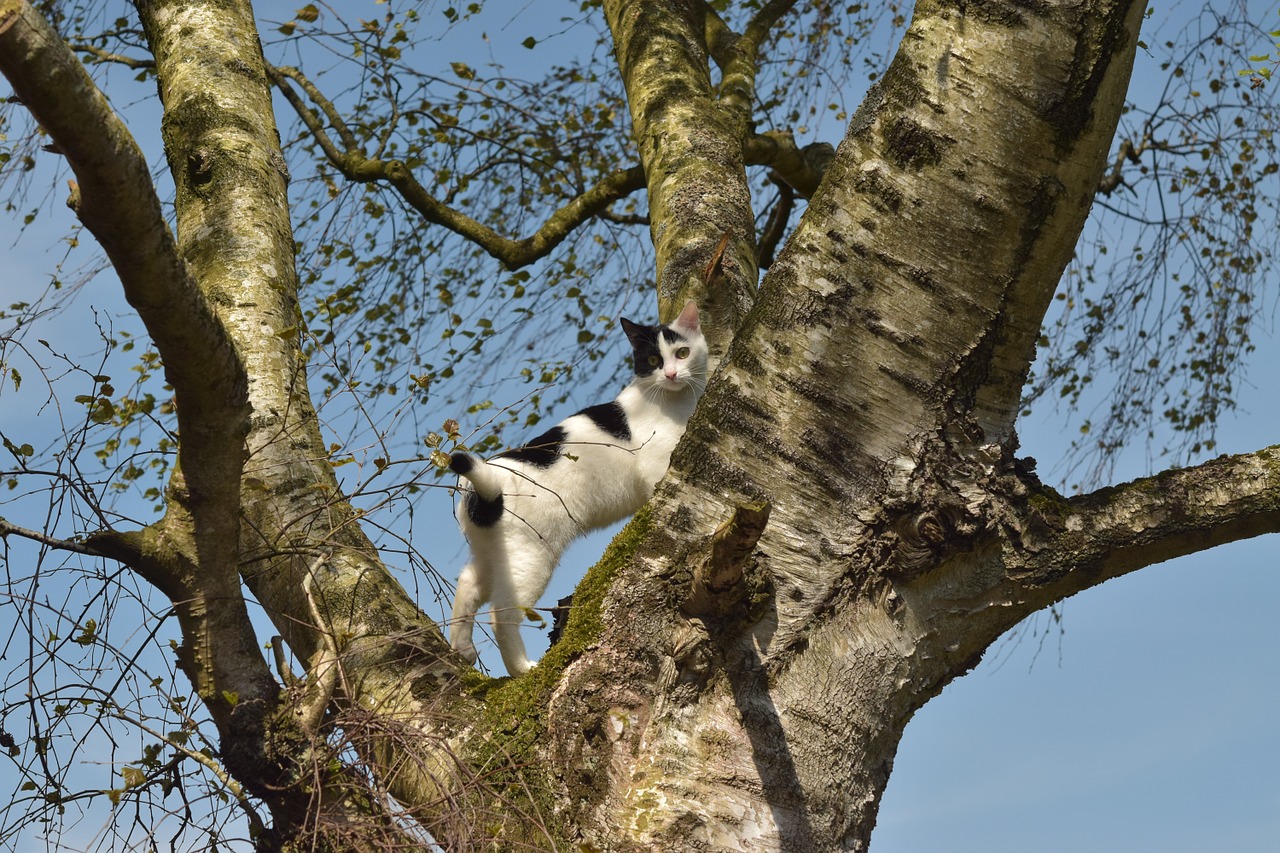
[522,36,537,49]
[121,766,146,789]
[450,61,475,80]
[73,619,97,646]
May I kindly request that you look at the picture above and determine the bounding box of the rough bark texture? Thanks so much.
[547,0,1156,849]
[603,0,759,351]
[10,0,1280,850]
[132,2,487,844]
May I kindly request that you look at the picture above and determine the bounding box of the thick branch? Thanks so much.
[0,1,261,763]
[138,3,487,841]
[1027,446,1280,596]
[0,1,249,533]
[704,0,798,124]
[757,175,794,268]
[745,130,833,198]
[604,0,759,353]
[0,516,108,557]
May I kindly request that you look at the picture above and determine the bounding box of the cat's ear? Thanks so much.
[672,300,700,333]
[620,317,646,346]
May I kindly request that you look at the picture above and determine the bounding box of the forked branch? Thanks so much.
[704,0,799,124]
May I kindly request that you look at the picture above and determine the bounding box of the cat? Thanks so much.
[448,300,707,676]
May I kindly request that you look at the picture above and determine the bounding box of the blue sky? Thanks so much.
[1,1,1279,850]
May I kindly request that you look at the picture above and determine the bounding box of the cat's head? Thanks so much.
[620,300,708,397]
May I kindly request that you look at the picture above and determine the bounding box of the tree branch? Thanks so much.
[70,41,155,70]
[269,59,829,278]
[745,130,833,199]
[268,62,645,271]
[756,175,793,268]
[0,0,249,565]
[1096,133,1165,196]
[0,516,106,557]
[1026,446,1280,596]
[604,0,760,353]
[703,0,798,124]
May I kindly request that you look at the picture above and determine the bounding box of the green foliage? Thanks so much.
[1026,7,1280,486]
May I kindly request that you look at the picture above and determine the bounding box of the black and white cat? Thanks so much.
[449,300,707,675]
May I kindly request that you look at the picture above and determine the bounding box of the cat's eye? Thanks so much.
[675,347,690,359]
[647,355,662,367]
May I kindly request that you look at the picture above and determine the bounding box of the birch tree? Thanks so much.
[0,0,1276,849]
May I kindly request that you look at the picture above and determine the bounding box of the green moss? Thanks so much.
[1027,487,1070,514]
[553,503,653,663]
[459,506,655,844]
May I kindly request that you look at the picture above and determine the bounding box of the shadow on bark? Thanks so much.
[725,647,817,848]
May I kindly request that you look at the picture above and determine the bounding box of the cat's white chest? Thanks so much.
[617,385,697,482]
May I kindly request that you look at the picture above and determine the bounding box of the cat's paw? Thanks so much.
[450,639,478,665]
[507,657,536,676]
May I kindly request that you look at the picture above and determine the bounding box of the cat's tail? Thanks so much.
[449,452,504,500]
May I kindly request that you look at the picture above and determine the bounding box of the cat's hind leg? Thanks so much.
[449,561,485,665]
[487,570,542,677]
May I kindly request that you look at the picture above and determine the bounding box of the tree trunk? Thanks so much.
[545,0,1155,848]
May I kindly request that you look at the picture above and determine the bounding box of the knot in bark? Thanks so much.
[891,500,972,577]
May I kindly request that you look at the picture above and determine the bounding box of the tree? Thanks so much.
[0,0,1276,849]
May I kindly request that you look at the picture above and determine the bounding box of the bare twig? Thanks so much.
[0,516,106,557]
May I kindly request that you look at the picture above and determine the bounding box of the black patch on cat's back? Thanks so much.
[497,425,567,468]
[580,401,631,442]
[465,491,504,527]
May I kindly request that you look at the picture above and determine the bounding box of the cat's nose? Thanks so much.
[664,369,678,381]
